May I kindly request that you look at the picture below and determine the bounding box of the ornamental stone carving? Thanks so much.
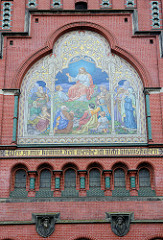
[33,213,60,238]
[106,212,133,237]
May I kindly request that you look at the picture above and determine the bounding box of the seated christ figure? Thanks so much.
[66,67,95,101]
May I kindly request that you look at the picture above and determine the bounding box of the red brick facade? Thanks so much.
[0,0,163,239]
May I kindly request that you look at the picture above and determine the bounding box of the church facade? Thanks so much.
[0,0,163,239]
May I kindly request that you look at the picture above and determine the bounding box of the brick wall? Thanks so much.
[0,0,162,239]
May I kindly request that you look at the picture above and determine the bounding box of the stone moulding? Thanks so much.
[0,212,163,225]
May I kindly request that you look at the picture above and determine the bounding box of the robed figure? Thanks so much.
[66,67,95,101]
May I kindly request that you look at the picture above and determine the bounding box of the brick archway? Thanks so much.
[13,21,150,89]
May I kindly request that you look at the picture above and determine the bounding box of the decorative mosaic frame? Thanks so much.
[18,31,147,145]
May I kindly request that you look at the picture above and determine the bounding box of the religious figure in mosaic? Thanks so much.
[27,81,51,135]
[34,106,50,132]
[53,106,74,134]
[96,85,111,121]
[55,85,69,102]
[114,80,137,134]
[66,67,95,101]
[96,111,110,133]
[75,103,100,134]
[123,88,137,129]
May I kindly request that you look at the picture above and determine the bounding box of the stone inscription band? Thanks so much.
[0,148,162,158]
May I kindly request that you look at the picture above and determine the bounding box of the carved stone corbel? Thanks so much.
[33,213,60,238]
[106,212,134,237]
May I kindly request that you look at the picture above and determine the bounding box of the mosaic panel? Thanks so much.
[18,31,147,144]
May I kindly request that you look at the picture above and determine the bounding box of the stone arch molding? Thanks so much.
[18,30,147,145]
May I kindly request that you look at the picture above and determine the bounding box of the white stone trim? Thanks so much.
[0,89,19,95]
[148,88,163,94]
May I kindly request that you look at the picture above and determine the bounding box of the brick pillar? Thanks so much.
[53,170,62,197]
[103,170,112,196]
[28,171,37,197]
[128,169,138,196]
[78,170,87,197]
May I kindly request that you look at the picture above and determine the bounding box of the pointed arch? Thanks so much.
[17,24,147,145]
[13,21,150,89]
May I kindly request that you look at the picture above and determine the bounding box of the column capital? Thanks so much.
[77,170,87,176]
[53,170,63,175]
[128,169,138,176]
[144,87,161,95]
[28,171,37,177]
[143,88,150,95]
[103,170,112,176]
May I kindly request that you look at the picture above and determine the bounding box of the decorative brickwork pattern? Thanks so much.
[150,1,161,28]
[1,1,12,30]
[27,0,37,8]
[100,0,111,8]
[126,0,135,8]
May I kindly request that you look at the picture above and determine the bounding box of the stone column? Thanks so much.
[144,89,152,141]
[78,170,87,197]
[53,170,62,197]
[128,169,138,196]
[103,170,112,196]
[28,171,37,197]
[2,89,20,143]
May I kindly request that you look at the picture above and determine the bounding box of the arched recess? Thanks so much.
[111,162,130,196]
[136,162,155,189]
[61,162,79,172]
[111,162,129,189]
[13,21,151,89]
[10,163,29,190]
[136,161,156,197]
[35,163,54,197]
[75,1,88,10]
[86,162,104,196]
[86,162,104,189]
[61,163,79,197]
[17,23,148,145]
[10,163,29,198]
[36,163,53,189]
[37,162,54,172]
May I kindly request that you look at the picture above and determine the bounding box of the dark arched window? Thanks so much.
[114,169,125,188]
[62,168,78,197]
[87,168,104,197]
[139,168,150,187]
[75,2,87,10]
[15,169,26,188]
[64,169,76,188]
[40,169,51,188]
[89,169,101,188]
